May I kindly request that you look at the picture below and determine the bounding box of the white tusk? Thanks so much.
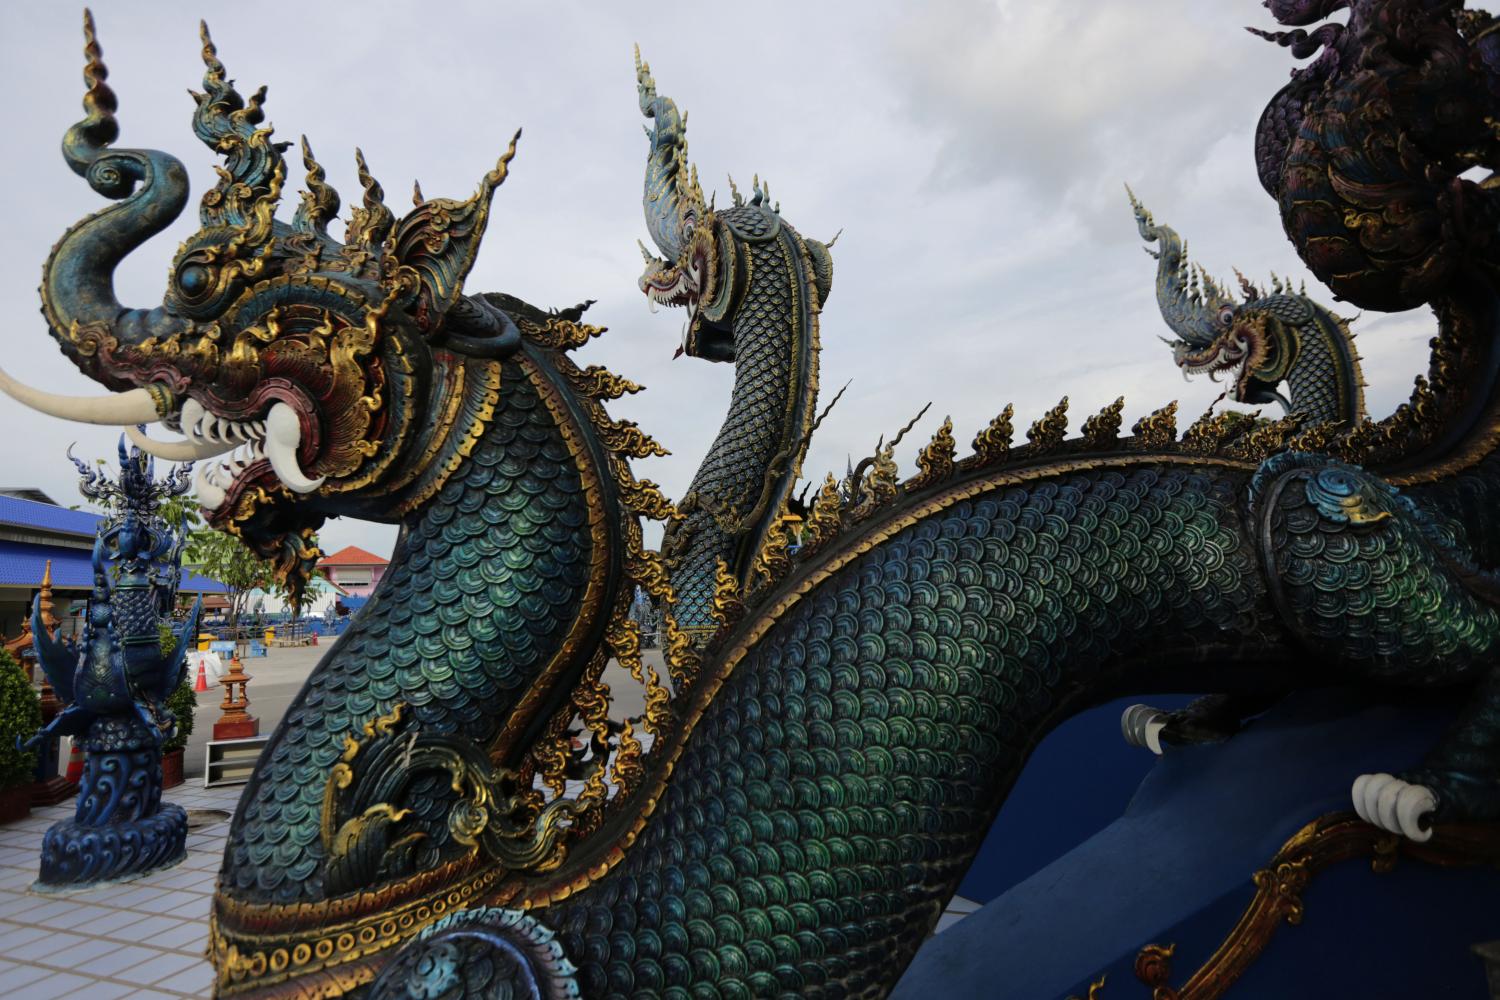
[265,402,325,494]
[125,425,235,461]
[0,365,162,425]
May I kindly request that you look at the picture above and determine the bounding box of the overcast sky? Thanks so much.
[0,1,1431,561]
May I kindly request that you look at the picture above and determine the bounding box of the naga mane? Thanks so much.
[4,3,1499,998]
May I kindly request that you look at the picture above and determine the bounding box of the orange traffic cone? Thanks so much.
[64,740,84,783]
[193,658,209,693]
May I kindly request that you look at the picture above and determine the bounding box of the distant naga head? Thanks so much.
[4,11,523,586]
[634,46,732,362]
[633,48,834,364]
[1129,187,1323,413]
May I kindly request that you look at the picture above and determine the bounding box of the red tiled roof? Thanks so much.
[317,545,389,567]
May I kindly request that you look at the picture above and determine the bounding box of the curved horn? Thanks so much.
[1126,184,1235,348]
[41,10,191,373]
[0,364,164,425]
[636,46,706,261]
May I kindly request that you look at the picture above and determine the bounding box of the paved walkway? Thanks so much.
[0,645,980,997]
[0,783,240,999]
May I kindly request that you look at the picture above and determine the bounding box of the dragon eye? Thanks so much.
[178,263,212,298]
[1218,306,1236,326]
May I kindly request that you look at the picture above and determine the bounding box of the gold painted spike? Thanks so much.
[658,605,699,691]
[608,720,645,789]
[1026,396,1070,453]
[711,557,746,628]
[1284,419,1343,454]
[853,445,901,520]
[596,417,670,459]
[1131,400,1179,450]
[750,506,793,593]
[523,316,607,351]
[568,364,644,400]
[1180,409,1256,455]
[1223,414,1301,462]
[908,417,957,491]
[621,477,680,523]
[1081,397,1126,450]
[971,404,1015,467]
[295,136,341,234]
[346,147,394,252]
[801,474,844,552]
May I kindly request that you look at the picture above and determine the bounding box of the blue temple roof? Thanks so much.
[0,494,107,536]
[0,540,227,593]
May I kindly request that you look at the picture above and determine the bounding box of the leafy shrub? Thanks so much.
[162,681,197,754]
[159,622,196,754]
[0,649,41,789]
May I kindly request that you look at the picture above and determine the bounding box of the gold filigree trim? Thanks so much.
[1128,813,1500,999]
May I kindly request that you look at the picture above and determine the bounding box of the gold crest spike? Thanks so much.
[972,403,1015,467]
[1081,397,1125,450]
[1131,400,1178,450]
[908,416,956,491]
[710,557,745,628]
[1026,396,1069,453]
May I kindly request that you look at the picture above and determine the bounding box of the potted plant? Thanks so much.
[159,624,194,788]
[0,648,41,822]
[161,680,196,788]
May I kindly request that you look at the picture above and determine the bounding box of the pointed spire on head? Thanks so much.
[291,135,340,235]
[62,9,122,181]
[346,147,394,253]
[636,47,707,262]
[1126,184,1237,348]
[191,21,286,232]
[386,129,524,338]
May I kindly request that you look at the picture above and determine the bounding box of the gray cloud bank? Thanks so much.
[0,1,1430,559]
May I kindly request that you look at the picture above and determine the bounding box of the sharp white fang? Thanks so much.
[194,460,226,510]
[265,402,326,494]
[181,399,207,445]
[124,425,236,461]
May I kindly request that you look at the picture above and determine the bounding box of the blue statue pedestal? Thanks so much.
[32,716,186,893]
[893,688,1500,999]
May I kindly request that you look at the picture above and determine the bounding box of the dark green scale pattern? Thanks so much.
[1276,304,1353,425]
[668,206,803,632]
[1260,457,1500,681]
[221,360,594,904]
[553,466,1277,998]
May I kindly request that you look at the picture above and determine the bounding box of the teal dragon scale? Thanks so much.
[4,3,1500,997]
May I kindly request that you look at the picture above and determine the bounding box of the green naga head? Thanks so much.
[1129,186,1311,413]
[4,12,524,587]
[633,47,834,363]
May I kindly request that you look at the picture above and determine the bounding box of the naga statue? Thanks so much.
[27,438,200,890]
[3,2,1498,996]
[1129,190,1366,427]
[634,49,835,642]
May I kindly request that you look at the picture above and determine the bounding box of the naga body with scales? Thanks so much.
[5,3,1500,997]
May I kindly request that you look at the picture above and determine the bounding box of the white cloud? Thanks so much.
[0,1,1435,560]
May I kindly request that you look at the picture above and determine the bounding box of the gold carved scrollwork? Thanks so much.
[1122,813,1500,999]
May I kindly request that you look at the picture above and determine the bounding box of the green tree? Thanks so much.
[185,527,276,639]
